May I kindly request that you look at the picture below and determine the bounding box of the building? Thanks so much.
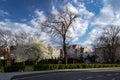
[0,45,16,60]
[116,46,120,62]
[58,44,96,63]
[67,44,81,59]
[51,47,61,59]
[95,46,120,63]
[84,47,91,53]
[64,44,91,59]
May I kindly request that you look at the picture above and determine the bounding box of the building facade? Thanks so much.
[95,46,120,63]
[51,47,61,59]
[65,44,91,59]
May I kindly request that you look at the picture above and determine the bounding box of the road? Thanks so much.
[12,71,120,80]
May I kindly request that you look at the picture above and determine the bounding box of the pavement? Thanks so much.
[0,67,120,80]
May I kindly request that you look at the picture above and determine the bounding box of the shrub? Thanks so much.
[24,65,34,72]
[58,64,65,69]
[81,64,86,68]
[0,66,4,72]
[25,61,34,65]
[37,59,59,64]
[34,64,120,71]
[50,64,59,70]
[34,64,87,70]
[0,60,5,66]
[85,64,95,68]
[4,64,25,72]
[34,64,50,71]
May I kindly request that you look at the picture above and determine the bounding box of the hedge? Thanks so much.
[1,64,120,72]
[0,66,4,72]
[34,64,120,71]
[4,65,25,72]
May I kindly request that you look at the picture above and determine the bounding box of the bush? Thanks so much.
[0,66,4,72]
[25,61,34,65]
[50,64,59,70]
[24,65,34,72]
[0,60,5,66]
[34,64,49,71]
[85,64,95,68]
[4,64,25,72]
[34,64,120,71]
[34,64,88,71]
[37,59,59,64]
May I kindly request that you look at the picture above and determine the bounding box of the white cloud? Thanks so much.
[81,0,120,49]
[109,0,120,12]
[64,2,94,42]
[69,18,88,38]
[73,0,78,3]
[0,10,9,16]
[81,28,103,49]
[31,9,46,28]
[91,0,120,27]
[0,20,40,39]
[34,10,46,21]
[65,2,79,14]
[30,9,50,41]
[51,6,59,15]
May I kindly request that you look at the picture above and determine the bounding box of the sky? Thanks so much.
[0,0,120,49]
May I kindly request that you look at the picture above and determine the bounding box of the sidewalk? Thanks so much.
[0,67,120,80]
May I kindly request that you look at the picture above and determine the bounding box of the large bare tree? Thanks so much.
[0,29,13,47]
[95,26,120,62]
[41,9,77,64]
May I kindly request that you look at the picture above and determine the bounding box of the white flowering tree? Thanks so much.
[14,38,51,64]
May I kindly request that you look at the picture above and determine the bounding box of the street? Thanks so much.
[12,71,120,80]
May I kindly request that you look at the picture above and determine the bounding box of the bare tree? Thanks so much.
[41,9,77,64]
[95,26,120,62]
[14,31,30,45]
[0,29,13,47]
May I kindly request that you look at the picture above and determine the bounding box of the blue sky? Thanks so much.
[0,0,102,21]
[0,0,120,49]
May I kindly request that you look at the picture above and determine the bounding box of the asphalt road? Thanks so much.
[12,71,120,80]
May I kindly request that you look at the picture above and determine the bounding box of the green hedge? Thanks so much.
[24,65,34,72]
[4,65,25,72]
[0,66,4,72]
[1,64,120,72]
[34,64,120,71]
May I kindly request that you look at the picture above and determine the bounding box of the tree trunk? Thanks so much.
[111,48,116,63]
[63,36,68,64]
[5,47,11,67]
[63,44,68,64]
[34,56,39,65]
